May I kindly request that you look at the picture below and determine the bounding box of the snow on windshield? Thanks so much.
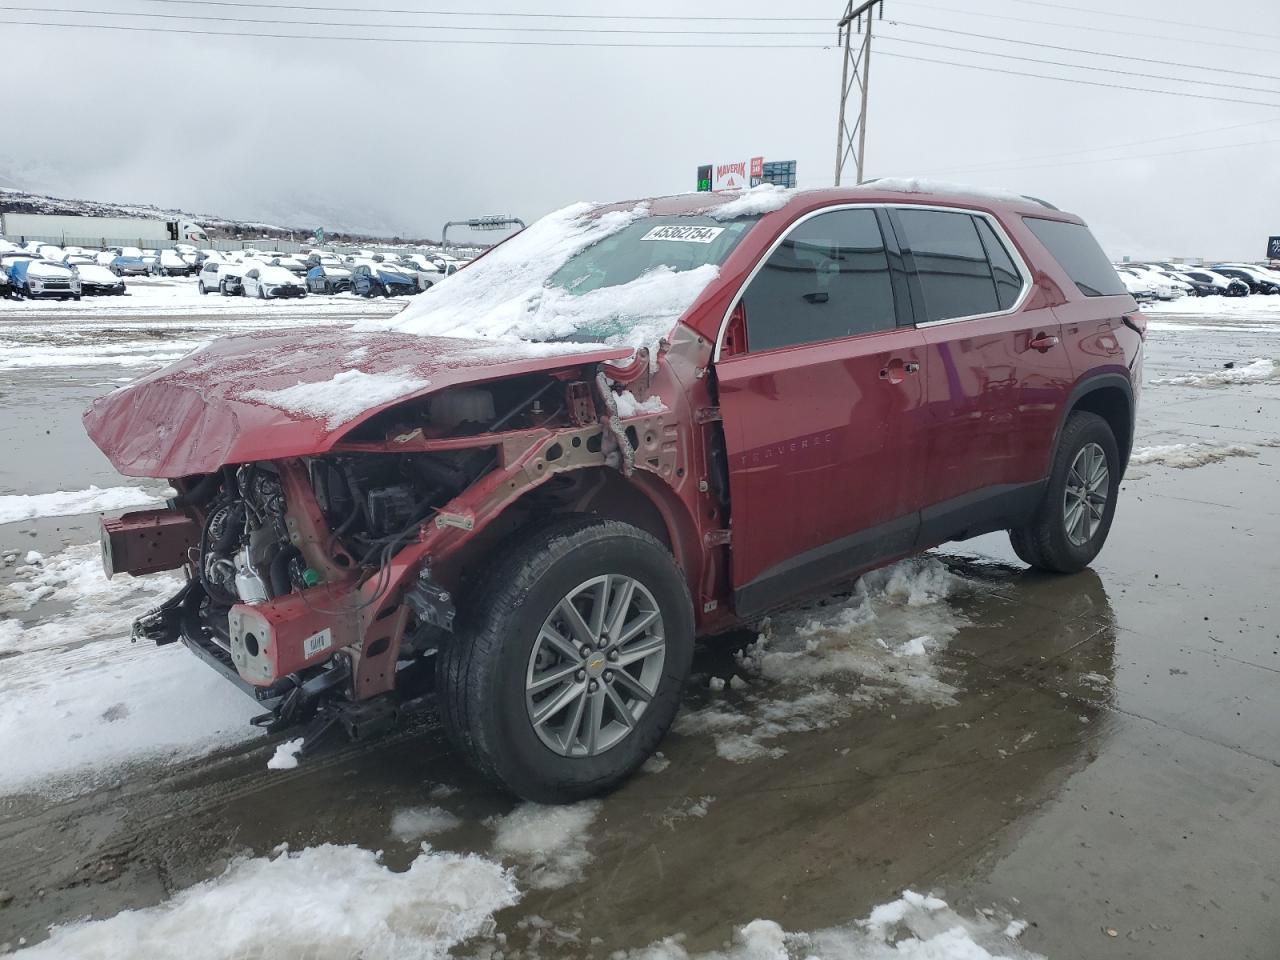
[360,200,740,352]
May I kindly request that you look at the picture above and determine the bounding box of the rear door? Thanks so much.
[715,206,929,616]
[888,207,1073,544]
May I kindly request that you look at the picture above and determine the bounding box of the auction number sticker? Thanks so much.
[303,628,333,658]
[640,225,725,244]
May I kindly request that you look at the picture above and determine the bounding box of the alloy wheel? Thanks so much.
[525,574,666,757]
[1064,442,1109,547]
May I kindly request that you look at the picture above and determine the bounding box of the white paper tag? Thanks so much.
[640,225,725,244]
[303,627,333,658]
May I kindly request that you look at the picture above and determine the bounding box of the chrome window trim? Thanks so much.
[712,202,1032,361]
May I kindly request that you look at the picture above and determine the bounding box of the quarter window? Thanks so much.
[742,208,897,352]
[894,209,1000,322]
[1023,216,1126,297]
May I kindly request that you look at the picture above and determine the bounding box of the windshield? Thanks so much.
[548,217,753,299]
[360,203,759,349]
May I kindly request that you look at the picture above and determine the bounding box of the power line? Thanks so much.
[937,117,1280,175]
[1004,0,1280,44]
[930,135,1280,177]
[894,0,1280,57]
[120,0,834,21]
[0,18,833,46]
[887,19,1280,84]
[0,5,838,33]
[879,35,1280,97]
[877,50,1280,109]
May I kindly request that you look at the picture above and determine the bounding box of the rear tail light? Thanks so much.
[721,301,748,358]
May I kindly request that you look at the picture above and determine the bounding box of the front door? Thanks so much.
[715,206,930,617]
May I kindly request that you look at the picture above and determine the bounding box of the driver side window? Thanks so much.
[743,208,897,353]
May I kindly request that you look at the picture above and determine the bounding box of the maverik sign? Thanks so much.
[710,157,764,191]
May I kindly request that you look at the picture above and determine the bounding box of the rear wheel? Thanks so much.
[198,281,207,295]
[437,517,694,803]
[1009,411,1120,573]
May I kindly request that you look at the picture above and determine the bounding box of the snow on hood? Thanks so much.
[28,260,75,278]
[258,265,300,284]
[74,263,120,284]
[359,200,721,353]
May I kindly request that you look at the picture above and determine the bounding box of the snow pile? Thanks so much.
[0,542,181,652]
[391,805,463,841]
[266,738,304,770]
[677,557,965,762]
[613,389,667,417]
[0,340,204,371]
[243,368,431,428]
[1149,357,1278,387]
[0,543,258,795]
[1129,442,1259,468]
[488,801,602,890]
[0,484,165,525]
[616,890,1039,959]
[860,177,1029,204]
[360,201,721,352]
[708,183,793,221]
[20,845,520,960]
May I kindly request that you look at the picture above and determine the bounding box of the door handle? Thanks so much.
[1029,333,1059,352]
[879,358,919,384]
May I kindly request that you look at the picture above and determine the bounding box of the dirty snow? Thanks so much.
[1129,442,1259,468]
[488,801,602,890]
[0,341,202,371]
[613,389,667,417]
[391,806,464,841]
[18,844,520,960]
[242,368,431,428]
[0,543,259,795]
[0,484,166,524]
[1149,357,1278,387]
[676,557,965,762]
[361,201,721,353]
[707,183,793,221]
[615,890,1040,959]
[266,738,305,770]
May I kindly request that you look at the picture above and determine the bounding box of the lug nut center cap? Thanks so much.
[585,654,607,679]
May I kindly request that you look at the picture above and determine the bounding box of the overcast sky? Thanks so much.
[2,0,1277,258]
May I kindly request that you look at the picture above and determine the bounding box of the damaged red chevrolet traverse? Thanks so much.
[85,184,1142,801]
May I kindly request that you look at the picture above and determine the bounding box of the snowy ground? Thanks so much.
[1,293,1279,958]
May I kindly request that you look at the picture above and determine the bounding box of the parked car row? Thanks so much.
[194,249,465,299]
[1115,260,1280,300]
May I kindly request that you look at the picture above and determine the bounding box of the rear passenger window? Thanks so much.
[743,208,896,352]
[894,209,999,322]
[974,217,1023,310]
[1023,216,1126,297]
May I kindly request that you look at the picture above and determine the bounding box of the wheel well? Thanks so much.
[1071,386,1132,462]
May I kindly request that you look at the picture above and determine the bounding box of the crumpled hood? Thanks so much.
[83,327,629,478]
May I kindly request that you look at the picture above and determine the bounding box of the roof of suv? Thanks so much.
[599,183,1082,224]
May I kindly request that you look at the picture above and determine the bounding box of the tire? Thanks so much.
[437,517,695,803]
[1009,411,1120,573]
[198,281,207,295]
[73,295,81,302]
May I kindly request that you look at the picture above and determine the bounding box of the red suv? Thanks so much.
[85,185,1143,801]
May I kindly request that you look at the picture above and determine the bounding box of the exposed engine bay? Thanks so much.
[110,365,677,750]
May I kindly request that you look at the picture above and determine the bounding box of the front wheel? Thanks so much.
[198,281,207,295]
[1009,411,1120,573]
[437,517,694,803]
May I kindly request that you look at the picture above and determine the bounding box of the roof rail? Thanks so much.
[1021,195,1059,210]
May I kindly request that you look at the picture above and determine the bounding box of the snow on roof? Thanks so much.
[243,368,431,428]
[859,177,1031,204]
[707,183,794,221]
[358,200,719,353]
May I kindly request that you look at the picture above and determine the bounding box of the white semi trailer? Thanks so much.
[0,213,208,245]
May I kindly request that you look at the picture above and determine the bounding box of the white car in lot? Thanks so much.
[242,263,307,299]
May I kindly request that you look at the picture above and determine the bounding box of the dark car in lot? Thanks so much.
[306,263,352,294]
[111,254,152,277]
[350,263,418,297]
[85,185,1142,803]
[1211,266,1280,295]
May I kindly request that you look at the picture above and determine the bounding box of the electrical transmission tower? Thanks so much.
[834,0,884,186]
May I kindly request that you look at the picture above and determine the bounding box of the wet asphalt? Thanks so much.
[0,298,1277,958]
